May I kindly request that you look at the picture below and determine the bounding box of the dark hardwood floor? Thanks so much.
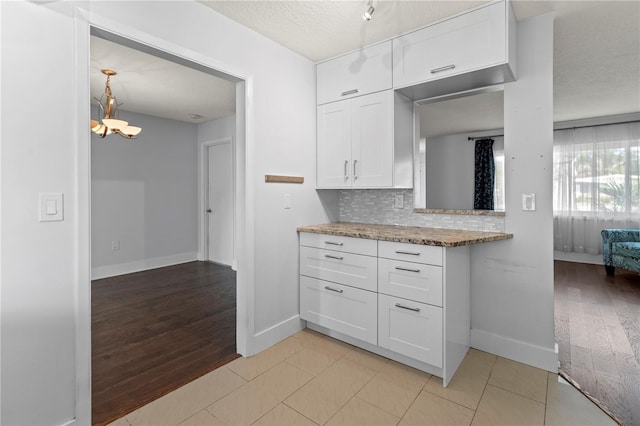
[92,261,239,426]
[555,260,640,426]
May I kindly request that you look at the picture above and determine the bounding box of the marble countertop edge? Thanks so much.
[297,222,513,247]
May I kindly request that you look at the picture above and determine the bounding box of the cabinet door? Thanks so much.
[300,276,378,344]
[317,100,352,188]
[317,41,392,105]
[351,91,394,188]
[378,294,443,367]
[393,2,506,88]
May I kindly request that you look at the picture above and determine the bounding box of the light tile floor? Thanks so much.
[108,329,618,426]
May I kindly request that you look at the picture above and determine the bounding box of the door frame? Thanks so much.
[199,137,236,269]
[74,8,255,425]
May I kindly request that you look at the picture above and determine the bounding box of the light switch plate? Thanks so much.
[39,192,64,221]
[522,193,536,211]
[284,194,292,209]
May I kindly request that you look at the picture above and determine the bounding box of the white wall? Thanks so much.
[470,13,557,371]
[426,133,504,210]
[198,115,236,144]
[0,1,333,424]
[91,110,199,279]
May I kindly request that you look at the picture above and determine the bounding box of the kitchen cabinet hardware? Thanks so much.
[430,64,456,74]
[395,303,421,312]
[324,286,344,293]
[395,266,421,273]
[341,89,359,96]
[324,254,344,260]
[395,250,420,256]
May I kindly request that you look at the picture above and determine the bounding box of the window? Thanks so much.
[553,121,640,253]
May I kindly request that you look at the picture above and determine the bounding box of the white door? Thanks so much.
[207,141,233,266]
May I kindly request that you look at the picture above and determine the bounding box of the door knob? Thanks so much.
[207,209,212,213]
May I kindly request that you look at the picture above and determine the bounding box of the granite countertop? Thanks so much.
[297,222,513,247]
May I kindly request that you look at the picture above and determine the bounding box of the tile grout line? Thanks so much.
[467,355,498,425]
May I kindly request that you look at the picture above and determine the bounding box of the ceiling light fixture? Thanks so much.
[91,69,142,139]
[363,1,375,21]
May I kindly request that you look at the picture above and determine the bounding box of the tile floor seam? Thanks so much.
[224,365,251,384]
[281,400,322,425]
[543,373,550,425]
[394,388,434,426]
[467,357,496,425]
[488,382,549,405]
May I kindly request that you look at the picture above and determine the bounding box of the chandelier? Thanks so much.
[90,69,142,139]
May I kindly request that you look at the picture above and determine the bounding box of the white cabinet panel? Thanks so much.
[300,246,377,292]
[317,100,352,188]
[299,232,378,256]
[378,294,443,367]
[351,91,394,188]
[300,276,378,344]
[378,258,443,306]
[317,41,392,105]
[393,2,507,88]
[378,240,443,266]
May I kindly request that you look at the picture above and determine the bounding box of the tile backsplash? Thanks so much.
[339,189,505,232]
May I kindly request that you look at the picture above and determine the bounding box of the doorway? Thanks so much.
[77,19,252,426]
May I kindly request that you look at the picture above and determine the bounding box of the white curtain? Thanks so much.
[553,122,640,254]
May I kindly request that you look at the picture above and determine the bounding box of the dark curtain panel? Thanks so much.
[473,138,495,210]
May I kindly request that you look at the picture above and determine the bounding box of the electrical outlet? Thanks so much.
[394,193,404,209]
[522,193,536,211]
[284,194,291,209]
[111,240,120,251]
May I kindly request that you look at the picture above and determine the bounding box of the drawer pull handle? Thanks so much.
[344,160,349,181]
[395,303,421,312]
[395,266,421,273]
[325,241,344,246]
[325,286,344,293]
[341,88,359,96]
[395,250,420,256]
[325,254,344,260]
[430,64,456,74]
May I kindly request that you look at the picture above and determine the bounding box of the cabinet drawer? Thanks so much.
[378,258,443,306]
[317,41,392,105]
[393,2,506,88]
[378,294,443,367]
[301,276,378,344]
[378,241,442,266]
[300,246,377,292]
[300,232,377,256]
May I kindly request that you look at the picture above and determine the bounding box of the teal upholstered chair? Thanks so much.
[601,229,640,275]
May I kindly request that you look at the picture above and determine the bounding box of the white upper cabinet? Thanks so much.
[317,90,407,189]
[317,41,392,105]
[393,1,517,99]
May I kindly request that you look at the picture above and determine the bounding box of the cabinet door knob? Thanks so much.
[430,64,456,74]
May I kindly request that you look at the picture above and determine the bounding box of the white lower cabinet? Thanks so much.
[299,232,470,386]
[378,294,443,367]
[300,276,378,344]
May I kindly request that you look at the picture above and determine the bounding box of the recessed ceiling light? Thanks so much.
[189,114,203,120]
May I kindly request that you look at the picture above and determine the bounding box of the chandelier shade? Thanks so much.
[91,69,142,139]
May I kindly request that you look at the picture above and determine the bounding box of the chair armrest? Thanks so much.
[601,229,640,264]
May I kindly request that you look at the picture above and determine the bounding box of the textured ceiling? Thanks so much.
[91,1,640,133]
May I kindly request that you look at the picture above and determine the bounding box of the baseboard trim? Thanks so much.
[253,314,304,354]
[59,419,76,426]
[471,329,558,373]
[554,251,603,265]
[91,252,198,280]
